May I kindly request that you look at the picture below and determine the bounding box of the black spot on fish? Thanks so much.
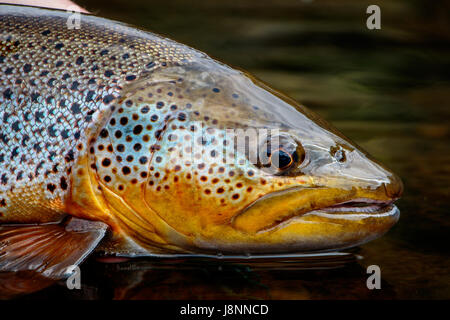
[23,64,32,73]
[86,90,95,102]
[33,143,42,153]
[120,117,128,125]
[2,112,10,122]
[70,81,79,90]
[47,151,56,161]
[70,103,81,114]
[122,166,131,175]
[61,129,70,139]
[60,177,68,190]
[100,129,109,138]
[133,125,143,135]
[46,96,54,104]
[139,156,148,164]
[12,120,21,132]
[47,184,56,193]
[101,158,111,167]
[65,150,75,162]
[21,135,29,146]
[34,111,45,122]
[178,112,187,121]
[31,92,40,102]
[75,56,84,65]
[0,134,9,144]
[3,88,12,99]
[47,78,56,87]
[48,125,57,137]
[11,147,19,159]
[102,94,114,104]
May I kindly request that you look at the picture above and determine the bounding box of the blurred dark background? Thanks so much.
[20,0,450,299]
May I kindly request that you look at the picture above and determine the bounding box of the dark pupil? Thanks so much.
[274,150,293,169]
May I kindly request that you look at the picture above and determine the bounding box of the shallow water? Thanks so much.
[9,0,450,299]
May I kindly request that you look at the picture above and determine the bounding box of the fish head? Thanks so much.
[91,59,403,253]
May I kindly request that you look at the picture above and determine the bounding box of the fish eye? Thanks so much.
[267,141,306,174]
[270,149,295,170]
[256,134,306,174]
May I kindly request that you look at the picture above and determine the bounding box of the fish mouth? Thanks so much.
[259,198,398,233]
[218,189,401,253]
[232,186,400,234]
[316,198,395,215]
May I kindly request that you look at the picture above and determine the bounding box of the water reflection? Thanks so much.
[14,251,395,300]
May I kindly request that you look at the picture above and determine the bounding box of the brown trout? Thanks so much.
[0,5,403,278]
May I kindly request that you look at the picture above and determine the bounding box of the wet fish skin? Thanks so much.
[0,5,199,224]
[0,5,402,259]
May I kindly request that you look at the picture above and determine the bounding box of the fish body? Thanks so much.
[0,5,402,277]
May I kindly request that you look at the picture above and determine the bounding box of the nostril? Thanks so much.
[384,174,404,199]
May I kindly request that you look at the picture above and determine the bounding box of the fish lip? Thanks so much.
[303,203,400,221]
[318,198,395,215]
[257,202,400,235]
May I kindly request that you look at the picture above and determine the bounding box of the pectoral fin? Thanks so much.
[0,218,107,279]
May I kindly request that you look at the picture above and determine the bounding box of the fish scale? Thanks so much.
[0,5,198,222]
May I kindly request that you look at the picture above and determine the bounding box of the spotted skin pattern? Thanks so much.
[0,6,199,222]
[0,5,402,255]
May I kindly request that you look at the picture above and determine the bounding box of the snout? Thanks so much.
[384,173,403,200]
